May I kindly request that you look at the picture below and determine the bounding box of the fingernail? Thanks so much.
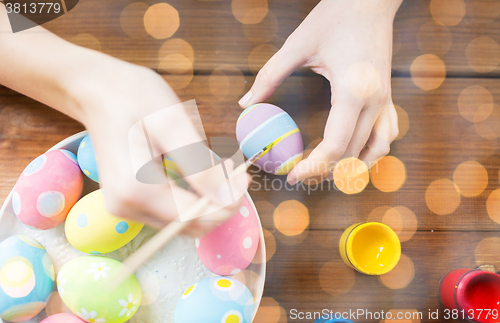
[287,177,299,186]
[238,90,253,107]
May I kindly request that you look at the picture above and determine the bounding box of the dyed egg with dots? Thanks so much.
[65,189,144,254]
[12,149,84,230]
[77,135,99,183]
[175,276,254,323]
[41,313,87,323]
[57,256,141,323]
[236,103,303,175]
[0,235,55,322]
[196,197,260,276]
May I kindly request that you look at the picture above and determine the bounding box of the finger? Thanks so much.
[358,103,399,166]
[287,91,363,185]
[238,39,310,108]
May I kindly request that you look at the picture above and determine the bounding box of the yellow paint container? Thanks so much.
[339,222,401,275]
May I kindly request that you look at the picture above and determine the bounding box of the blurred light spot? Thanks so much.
[393,28,401,56]
[242,10,278,43]
[306,138,322,151]
[382,309,421,323]
[371,156,407,192]
[458,85,494,122]
[368,206,417,242]
[334,158,370,195]
[312,230,342,250]
[430,0,466,26]
[410,54,446,90]
[465,0,500,24]
[474,104,500,139]
[475,237,500,268]
[319,259,356,296]
[461,125,498,157]
[233,269,263,296]
[209,65,245,101]
[307,110,329,140]
[379,254,415,289]
[158,54,193,89]
[466,37,500,73]
[416,22,452,56]
[367,206,392,223]
[232,0,268,24]
[487,189,500,224]
[120,2,149,38]
[144,3,180,39]
[253,297,285,323]
[395,105,410,140]
[273,200,309,236]
[252,228,276,264]
[45,291,71,316]
[248,44,278,75]
[344,62,381,99]
[383,208,403,234]
[453,160,488,197]
[69,33,101,51]
[425,179,461,215]
[158,38,194,63]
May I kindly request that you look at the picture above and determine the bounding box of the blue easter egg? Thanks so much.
[77,135,99,183]
[175,276,254,323]
[0,235,55,322]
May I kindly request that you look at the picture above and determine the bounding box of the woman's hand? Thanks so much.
[239,0,402,185]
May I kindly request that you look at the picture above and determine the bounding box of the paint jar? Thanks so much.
[439,269,500,323]
[339,222,401,275]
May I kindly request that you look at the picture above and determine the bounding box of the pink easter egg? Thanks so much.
[41,313,87,323]
[196,197,260,276]
[13,149,84,230]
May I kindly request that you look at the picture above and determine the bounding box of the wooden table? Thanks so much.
[2,0,500,322]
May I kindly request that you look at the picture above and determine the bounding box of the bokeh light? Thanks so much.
[333,158,370,195]
[370,156,407,192]
[45,291,72,316]
[252,228,276,264]
[319,259,356,296]
[410,54,446,90]
[69,33,102,51]
[487,189,500,224]
[344,62,381,99]
[232,0,268,24]
[273,200,309,236]
[144,3,180,39]
[158,38,194,63]
[120,2,149,39]
[158,54,193,89]
[379,254,415,289]
[425,179,461,215]
[430,0,466,26]
[233,269,264,299]
[382,309,422,323]
[368,206,418,242]
[474,104,500,139]
[253,297,286,323]
[452,160,488,197]
[466,0,500,24]
[248,44,278,75]
[458,85,494,122]
[466,36,500,73]
[394,105,410,140]
[209,65,246,101]
[475,237,500,268]
[312,230,342,250]
[461,124,498,157]
[242,10,278,43]
[416,22,452,56]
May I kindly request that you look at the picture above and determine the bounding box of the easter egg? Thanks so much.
[13,149,84,230]
[196,197,260,276]
[0,235,55,322]
[57,256,141,323]
[41,313,87,323]
[77,135,99,183]
[175,276,254,323]
[236,103,303,175]
[65,189,144,254]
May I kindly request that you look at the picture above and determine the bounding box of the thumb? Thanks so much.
[238,41,308,108]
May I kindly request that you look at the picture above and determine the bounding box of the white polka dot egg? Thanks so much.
[196,197,260,276]
[65,189,144,254]
[175,276,254,323]
[12,149,84,230]
[0,235,54,322]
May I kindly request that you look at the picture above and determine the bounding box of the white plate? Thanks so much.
[0,131,265,323]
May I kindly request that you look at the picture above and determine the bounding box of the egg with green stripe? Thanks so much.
[236,103,303,175]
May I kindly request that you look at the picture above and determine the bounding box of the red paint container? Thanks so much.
[440,269,500,323]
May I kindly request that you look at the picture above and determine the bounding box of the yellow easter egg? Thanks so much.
[65,190,144,254]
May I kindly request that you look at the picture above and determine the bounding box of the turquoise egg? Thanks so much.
[175,276,254,323]
[0,235,55,322]
[77,135,99,183]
